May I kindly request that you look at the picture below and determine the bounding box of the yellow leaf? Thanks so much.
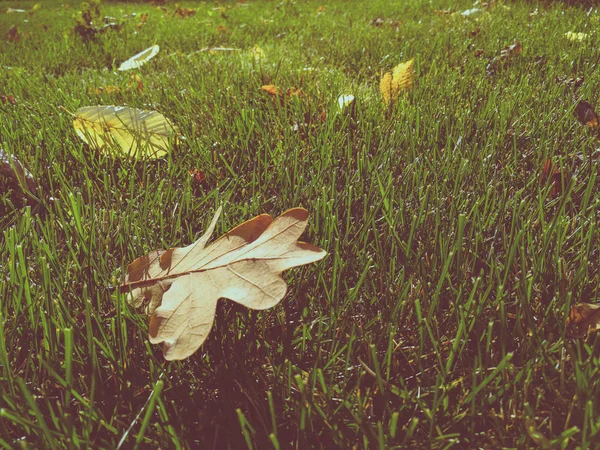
[380,58,414,104]
[565,31,587,42]
[118,45,159,71]
[251,45,265,62]
[73,105,178,158]
[120,207,327,360]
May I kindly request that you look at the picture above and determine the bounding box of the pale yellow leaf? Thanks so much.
[120,207,327,360]
[118,45,160,71]
[251,45,265,62]
[565,31,587,42]
[337,94,355,112]
[380,59,414,104]
[73,105,178,158]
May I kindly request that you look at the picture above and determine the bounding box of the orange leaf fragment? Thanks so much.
[567,303,600,338]
[500,40,522,58]
[0,95,17,105]
[261,85,279,96]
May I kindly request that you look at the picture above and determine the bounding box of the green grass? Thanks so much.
[1,0,600,447]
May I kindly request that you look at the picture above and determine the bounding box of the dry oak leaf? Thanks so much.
[380,59,414,104]
[120,207,327,360]
[567,303,600,338]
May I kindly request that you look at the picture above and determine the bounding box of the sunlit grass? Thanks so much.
[1,0,600,448]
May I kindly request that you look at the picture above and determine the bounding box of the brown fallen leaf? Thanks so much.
[501,41,522,58]
[574,100,599,128]
[137,13,148,30]
[567,303,600,338]
[120,207,327,360]
[6,25,19,42]
[540,158,563,198]
[0,95,16,105]
[261,85,279,96]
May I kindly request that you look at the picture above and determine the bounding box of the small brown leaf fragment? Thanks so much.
[261,85,279,96]
[217,24,228,33]
[574,100,599,128]
[189,168,206,183]
[0,95,16,105]
[174,5,196,18]
[500,41,522,58]
[486,40,522,76]
[137,14,148,29]
[567,303,600,338]
[474,49,484,58]
[540,158,562,198]
[316,5,326,13]
[287,87,302,97]
[6,25,19,42]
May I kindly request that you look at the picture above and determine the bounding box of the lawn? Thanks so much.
[1,0,600,448]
